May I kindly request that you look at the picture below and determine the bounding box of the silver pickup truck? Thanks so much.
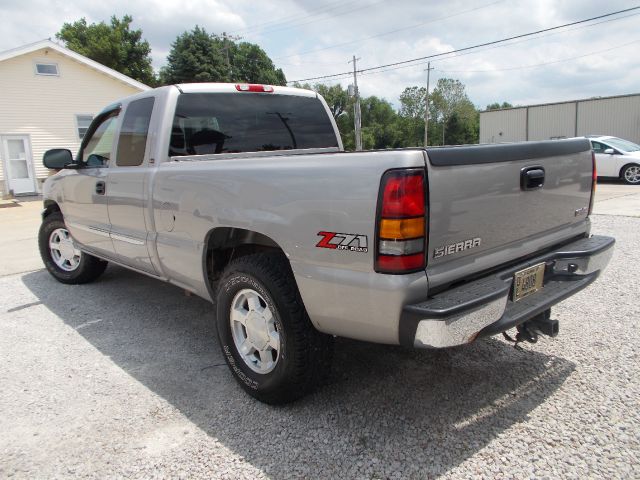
[39,83,614,404]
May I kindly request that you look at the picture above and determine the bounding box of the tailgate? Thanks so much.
[424,138,594,288]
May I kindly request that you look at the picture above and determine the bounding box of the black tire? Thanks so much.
[216,251,333,404]
[620,164,640,185]
[38,212,108,284]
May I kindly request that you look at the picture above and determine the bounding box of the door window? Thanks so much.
[7,140,29,179]
[116,97,155,167]
[81,112,119,167]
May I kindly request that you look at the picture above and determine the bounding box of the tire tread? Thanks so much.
[217,251,333,404]
[38,212,108,284]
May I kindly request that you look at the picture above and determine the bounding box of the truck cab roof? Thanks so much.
[173,82,318,98]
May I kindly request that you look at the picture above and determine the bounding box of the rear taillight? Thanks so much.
[588,150,597,215]
[375,169,427,274]
[235,84,274,92]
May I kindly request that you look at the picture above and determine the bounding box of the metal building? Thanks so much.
[479,93,640,144]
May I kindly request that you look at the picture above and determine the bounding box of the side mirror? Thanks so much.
[43,149,74,169]
[603,148,615,155]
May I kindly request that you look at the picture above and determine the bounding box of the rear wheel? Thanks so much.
[38,212,108,284]
[621,164,640,185]
[216,251,333,404]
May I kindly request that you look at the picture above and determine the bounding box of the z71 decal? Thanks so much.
[316,231,369,253]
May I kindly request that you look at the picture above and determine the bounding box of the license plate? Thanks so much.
[513,263,545,301]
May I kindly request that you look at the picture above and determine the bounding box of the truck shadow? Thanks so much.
[22,266,575,478]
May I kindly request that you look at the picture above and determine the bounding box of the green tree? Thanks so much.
[160,26,286,85]
[160,26,227,84]
[431,78,477,145]
[444,110,479,145]
[300,80,480,150]
[398,86,430,146]
[399,86,426,119]
[485,101,513,110]
[230,42,286,85]
[336,113,355,150]
[332,94,401,150]
[310,83,350,119]
[56,15,155,85]
[360,96,399,149]
[296,82,354,147]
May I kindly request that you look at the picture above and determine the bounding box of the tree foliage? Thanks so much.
[160,26,285,85]
[486,101,513,110]
[56,16,484,149]
[56,16,481,149]
[430,78,477,145]
[160,26,226,84]
[399,86,426,119]
[231,42,287,85]
[303,77,480,150]
[297,83,349,119]
[56,15,155,86]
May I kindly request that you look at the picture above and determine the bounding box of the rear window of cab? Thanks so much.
[169,93,338,157]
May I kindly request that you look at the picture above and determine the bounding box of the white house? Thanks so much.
[0,39,149,197]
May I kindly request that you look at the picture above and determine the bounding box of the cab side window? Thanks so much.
[81,112,119,166]
[116,97,155,167]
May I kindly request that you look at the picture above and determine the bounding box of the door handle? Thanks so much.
[521,166,545,190]
[95,181,106,195]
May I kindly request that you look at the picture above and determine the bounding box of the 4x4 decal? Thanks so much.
[316,231,368,253]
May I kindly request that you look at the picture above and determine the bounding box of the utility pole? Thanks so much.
[222,32,242,80]
[348,55,363,151]
[423,61,434,147]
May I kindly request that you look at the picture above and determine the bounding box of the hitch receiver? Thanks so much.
[529,309,559,337]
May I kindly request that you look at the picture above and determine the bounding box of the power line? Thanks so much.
[234,0,387,38]
[433,39,640,74]
[228,0,360,35]
[343,36,639,83]
[294,38,640,91]
[274,0,505,61]
[287,6,640,83]
[284,10,639,74]
[256,0,387,36]
[352,11,640,78]
[399,11,640,70]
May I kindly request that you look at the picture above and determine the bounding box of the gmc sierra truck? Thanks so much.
[39,83,614,404]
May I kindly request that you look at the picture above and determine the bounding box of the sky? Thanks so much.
[1,0,639,109]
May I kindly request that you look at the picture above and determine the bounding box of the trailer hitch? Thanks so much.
[503,309,559,349]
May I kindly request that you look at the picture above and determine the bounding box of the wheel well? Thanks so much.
[42,200,61,218]
[620,163,640,177]
[204,227,283,289]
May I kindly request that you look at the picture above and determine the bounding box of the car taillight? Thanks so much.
[235,84,274,92]
[588,150,597,215]
[375,169,427,274]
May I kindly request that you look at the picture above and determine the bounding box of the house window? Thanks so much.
[76,115,93,140]
[35,63,59,76]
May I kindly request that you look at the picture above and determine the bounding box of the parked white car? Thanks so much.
[587,135,640,185]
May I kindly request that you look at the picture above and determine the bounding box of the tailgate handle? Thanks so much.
[521,166,545,190]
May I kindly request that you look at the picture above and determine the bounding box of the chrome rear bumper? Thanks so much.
[400,235,614,349]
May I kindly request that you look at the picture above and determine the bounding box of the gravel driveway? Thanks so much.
[0,214,638,479]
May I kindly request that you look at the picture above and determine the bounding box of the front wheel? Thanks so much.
[621,164,640,185]
[215,252,333,404]
[38,212,108,284]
